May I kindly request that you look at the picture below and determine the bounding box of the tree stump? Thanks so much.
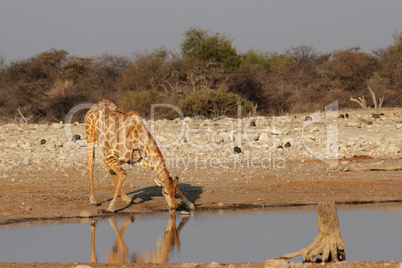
[278,201,346,262]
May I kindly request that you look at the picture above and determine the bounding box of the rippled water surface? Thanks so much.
[0,203,401,263]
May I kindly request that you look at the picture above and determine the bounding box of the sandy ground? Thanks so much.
[0,107,402,267]
[1,157,401,267]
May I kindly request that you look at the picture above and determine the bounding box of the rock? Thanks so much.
[347,120,361,128]
[259,132,270,143]
[284,142,291,148]
[180,210,191,216]
[40,139,46,145]
[208,262,220,268]
[234,146,241,154]
[264,259,290,268]
[71,134,81,142]
[304,116,313,121]
[180,263,199,268]
[80,211,94,218]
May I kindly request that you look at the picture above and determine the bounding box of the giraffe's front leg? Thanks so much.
[105,165,131,205]
[105,157,128,212]
[177,188,196,211]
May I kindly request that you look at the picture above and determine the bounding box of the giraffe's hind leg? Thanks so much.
[86,125,97,206]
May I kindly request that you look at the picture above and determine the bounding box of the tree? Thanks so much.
[286,44,321,67]
[180,27,240,71]
[240,49,271,69]
[318,48,378,92]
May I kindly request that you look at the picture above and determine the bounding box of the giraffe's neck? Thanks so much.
[146,144,170,182]
[137,121,170,182]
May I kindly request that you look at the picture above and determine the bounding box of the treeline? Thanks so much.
[0,27,401,122]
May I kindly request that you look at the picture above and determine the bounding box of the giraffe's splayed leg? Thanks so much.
[177,188,195,211]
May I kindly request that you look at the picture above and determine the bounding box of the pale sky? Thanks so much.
[1,0,402,62]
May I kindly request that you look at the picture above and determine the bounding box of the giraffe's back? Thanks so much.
[85,100,145,162]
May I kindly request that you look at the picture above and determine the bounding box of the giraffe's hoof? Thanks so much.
[189,203,196,211]
[122,196,132,204]
[90,197,97,206]
[106,206,116,213]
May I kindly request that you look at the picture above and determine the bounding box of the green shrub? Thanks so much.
[178,85,253,118]
[119,88,164,117]
[180,27,240,71]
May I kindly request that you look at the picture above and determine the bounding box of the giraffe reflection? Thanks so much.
[90,215,189,264]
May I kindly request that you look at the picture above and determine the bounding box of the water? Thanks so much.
[0,204,401,264]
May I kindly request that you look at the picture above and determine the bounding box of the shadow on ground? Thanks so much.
[98,184,202,212]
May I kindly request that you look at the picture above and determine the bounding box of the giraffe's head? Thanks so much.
[162,177,179,214]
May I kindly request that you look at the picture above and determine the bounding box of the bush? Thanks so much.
[180,27,240,71]
[178,85,254,118]
[119,88,164,118]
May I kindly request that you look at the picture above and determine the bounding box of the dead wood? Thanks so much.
[349,96,367,108]
[277,201,346,262]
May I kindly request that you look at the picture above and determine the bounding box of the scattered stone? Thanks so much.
[304,116,313,121]
[40,139,46,145]
[180,210,191,216]
[264,259,290,268]
[250,121,256,127]
[339,114,345,119]
[218,202,224,207]
[345,112,349,119]
[80,211,94,218]
[347,120,361,128]
[360,118,373,125]
[208,262,220,268]
[71,134,81,142]
[180,263,199,268]
[234,146,241,154]
[372,113,380,119]
[284,142,291,148]
[259,133,270,143]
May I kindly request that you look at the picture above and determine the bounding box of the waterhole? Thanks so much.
[0,203,401,264]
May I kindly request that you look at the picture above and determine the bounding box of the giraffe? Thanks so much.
[90,215,188,264]
[134,214,188,263]
[84,99,195,213]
